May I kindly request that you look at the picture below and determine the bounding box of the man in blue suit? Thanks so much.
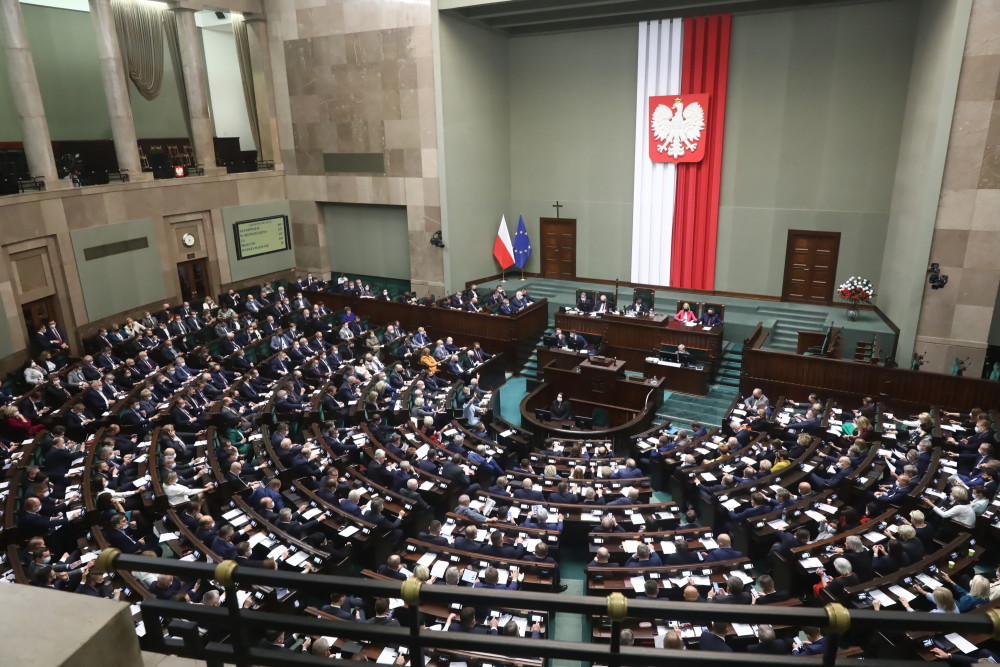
[513,479,545,502]
[791,627,826,656]
[809,456,854,490]
[210,525,239,559]
[703,533,744,562]
[610,459,643,479]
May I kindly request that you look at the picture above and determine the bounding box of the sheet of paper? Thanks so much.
[945,633,978,654]
[799,557,823,570]
[732,623,755,636]
[430,560,448,579]
[864,531,888,543]
[630,575,646,592]
[916,573,944,589]
[888,585,917,602]
[869,589,896,607]
[701,472,717,482]
[417,552,436,566]
[701,538,719,550]
[722,499,741,511]
[805,510,826,523]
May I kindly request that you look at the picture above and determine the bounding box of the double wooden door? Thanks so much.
[540,218,576,280]
[781,231,841,303]
[177,259,210,303]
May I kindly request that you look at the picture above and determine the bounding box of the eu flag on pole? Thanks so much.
[513,215,532,269]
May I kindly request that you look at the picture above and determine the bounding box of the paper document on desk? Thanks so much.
[377,648,400,664]
[690,575,711,586]
[701,538,719,550]
[286,551,309,567]
[816,503,838,514]
[799,557,823,569]
[732,623,755,636]
[722,499,741,511]
[300,507,323,520]
[419,481,435,491]
[889,585,917,602]
[157,532,179,543]
[660,541,677,554]
[340,526,360,538]
[768,519,789,530]
[629,514,645,525]
[417,552,436,567]
[869,589,896,606]
[917,573,944,589]
[701,472,717,482]
[630,575,646,593]
[430,560,448,579]
[415,444,430,459]
[864,531,887,543]
[621,540,641,554]
[946,633,979,654]
[805,510,826,523]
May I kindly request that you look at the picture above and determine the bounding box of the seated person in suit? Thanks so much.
[675,302,697,322]
[626,297,648,315]
[376,554,408,580]
[592,294,612,314]
[576,292,592,312]
[699,621,733,652]
[708,576,752,604]
[699,307,723,327]
[791,627,827,656]
[748,625,790,654]
[566,331,588,351]
[549,393,572,420]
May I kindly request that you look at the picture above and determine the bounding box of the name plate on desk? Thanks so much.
[589,356,615,367]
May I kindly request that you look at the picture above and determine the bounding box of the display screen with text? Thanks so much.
[233,215,291,260]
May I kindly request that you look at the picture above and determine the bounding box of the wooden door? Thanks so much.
[540,218,576,280]
[22,296,58,337]
[177,259,210,303]
[781,231,840,303]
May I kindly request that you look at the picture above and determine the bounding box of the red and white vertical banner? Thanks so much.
[630,19,684,287]
[631,15,731,290]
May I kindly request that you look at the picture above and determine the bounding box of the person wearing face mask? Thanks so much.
[808,456,854,490]
[550,393,572,421]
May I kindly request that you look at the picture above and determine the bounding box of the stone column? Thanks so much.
[88,0,146,180]
[169,5,219,171]
[245,15,281,166]
[0,0,64,188]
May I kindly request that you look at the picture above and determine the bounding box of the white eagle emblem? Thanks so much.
[651,98,705,158]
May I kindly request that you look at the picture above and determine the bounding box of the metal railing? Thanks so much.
[97,549,1000,667]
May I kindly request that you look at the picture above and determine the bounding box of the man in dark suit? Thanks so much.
[754,575,791,604]
[699,622,733,652]
[453,525,482,553]
[748,625,790,654]
[376,555,408,581]
[709,576,752,605]
[512,479,545,502]
[210,525,239,559]
[480,531,526,559]
[808,456,854,490]
[703,534,744,562]
[416,520,450,547]
[791,627,827,656]
[363,498,404,545]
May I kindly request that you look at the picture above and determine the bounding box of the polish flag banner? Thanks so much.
[493,215,515,269]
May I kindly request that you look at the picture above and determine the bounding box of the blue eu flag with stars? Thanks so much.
[513,215,531,269]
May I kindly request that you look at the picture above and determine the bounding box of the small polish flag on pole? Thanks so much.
[493,215,515,281]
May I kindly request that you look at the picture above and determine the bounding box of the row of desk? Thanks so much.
[554,311,724,396]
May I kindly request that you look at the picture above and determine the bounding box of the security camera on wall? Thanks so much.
[927,263,948,290]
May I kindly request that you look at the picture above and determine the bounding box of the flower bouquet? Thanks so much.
[837,277,876,305]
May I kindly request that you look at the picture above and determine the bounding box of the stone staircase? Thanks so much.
[715,343,743,389]
[653,383,739,430]
[757,305,830,353]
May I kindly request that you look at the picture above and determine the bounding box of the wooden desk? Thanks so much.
[519,356,665,452]
[312,292,548,370]
[555,311,716,396]
[556,311,723,360]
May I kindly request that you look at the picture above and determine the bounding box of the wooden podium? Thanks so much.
[520,354,665,452]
